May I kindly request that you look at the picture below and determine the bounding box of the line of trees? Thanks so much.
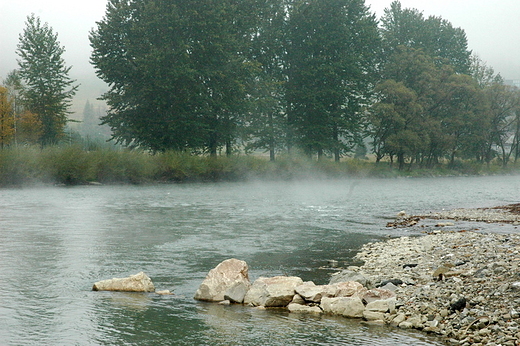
[89,0,520,167]
[2,1,520,171]
[371,2,520,169]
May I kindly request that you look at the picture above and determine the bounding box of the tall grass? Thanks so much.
[0,145,519,186]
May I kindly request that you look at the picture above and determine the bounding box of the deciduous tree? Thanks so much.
[90,0,264,154]
[0,87,15,147]
[285,0,380,160]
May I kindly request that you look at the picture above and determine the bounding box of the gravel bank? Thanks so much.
[351,205,520,346]
[421,204,520,224]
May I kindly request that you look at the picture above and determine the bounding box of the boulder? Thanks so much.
[92,272,155,292]
[365,298,393,313]
[224,280,250,304]
[333,281,366,298]
[320,296,365,318]
[287,303,323,314]
[391,313,407,326]
[329,270,371,287]
[295,281,337,303]
[291,294,306,305]
[362,288,396,304]
[244,276,303,307]
[363,310,386,321]
[194,258,250,302]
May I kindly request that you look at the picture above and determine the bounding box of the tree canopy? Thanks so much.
[85,0,520,168]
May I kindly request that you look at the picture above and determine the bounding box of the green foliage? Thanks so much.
[381,1,471,74]
[0,146,42,185]
[40,146,94,184]
[82,0,518,172]
[2,146,520,187]
[90,0,264,154]
[285,0,380,160]
[17,14,78,146]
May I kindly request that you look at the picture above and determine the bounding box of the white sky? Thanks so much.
[1,0,520,115]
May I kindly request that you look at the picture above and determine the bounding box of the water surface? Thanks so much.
[2,176,519,345]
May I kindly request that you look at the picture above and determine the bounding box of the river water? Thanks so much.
[1,176,520,345]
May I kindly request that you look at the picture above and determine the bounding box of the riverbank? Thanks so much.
[350,205,520,346]
[2,145,520,186]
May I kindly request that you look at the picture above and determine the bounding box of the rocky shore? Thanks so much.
[350,205,520,346]
[352,230,520,345]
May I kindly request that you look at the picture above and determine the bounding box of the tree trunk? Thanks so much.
[397,152,405,170]
[209,130,218,157]
[226,139,232,157]
[317,147,323,161]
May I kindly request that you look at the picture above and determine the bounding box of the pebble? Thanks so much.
[351,206,520,345]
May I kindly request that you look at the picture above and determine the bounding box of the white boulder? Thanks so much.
[244,276,303,307]
[288,303,322,314]
[333,281,367,298]
[320,296,365,318]
[92,272,155,292]
[194,258,250,302]
[362,288,396,304]
[295,281,338,303]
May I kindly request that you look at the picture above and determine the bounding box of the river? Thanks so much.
[1,176,520,345]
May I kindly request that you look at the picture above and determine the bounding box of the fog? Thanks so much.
[1,0,520,117]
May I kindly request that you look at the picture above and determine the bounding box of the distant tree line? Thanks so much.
[2,1,520,171]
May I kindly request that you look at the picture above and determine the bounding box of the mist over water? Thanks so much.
[1,176,519,345]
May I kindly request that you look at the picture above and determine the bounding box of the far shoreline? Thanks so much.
[2,145,520,187]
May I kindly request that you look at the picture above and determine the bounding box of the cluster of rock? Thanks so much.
[193,258,397,318]
[353,229,520,346]
[92,271,172,295]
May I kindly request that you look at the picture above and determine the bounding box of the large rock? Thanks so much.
[363,310,386,321]
[362,288,396,304]
[329,270,371,287]
[295,281,338,303]
[287,303,323,314]
[92,272,155,292]
[333,281,366,298]
[224,281,250,304]
[320,296,365,318]
[365,298,394,313]
[244,276,303,307]
[194,258,250,302]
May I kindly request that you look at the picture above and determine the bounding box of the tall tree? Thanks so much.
[285,0,380,160]
[242,0,288,161]
[380,1,471,74]
[90,0,264,154]
[16,14,78,146]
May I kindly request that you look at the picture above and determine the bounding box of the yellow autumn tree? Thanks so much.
[0,86,15,148]
[16,110,42,145]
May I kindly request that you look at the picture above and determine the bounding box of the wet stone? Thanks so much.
[345,216,520,345]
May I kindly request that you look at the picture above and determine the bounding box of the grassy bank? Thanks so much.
[0,145,519,186]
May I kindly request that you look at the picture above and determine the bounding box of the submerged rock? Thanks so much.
[194,258,250,302]
[92,272,155,292]
[288,303,322,314]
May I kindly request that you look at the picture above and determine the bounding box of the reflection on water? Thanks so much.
[1,176,519,345]
[198,303,441,346]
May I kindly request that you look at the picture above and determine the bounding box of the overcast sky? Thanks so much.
[1,0,519,115]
